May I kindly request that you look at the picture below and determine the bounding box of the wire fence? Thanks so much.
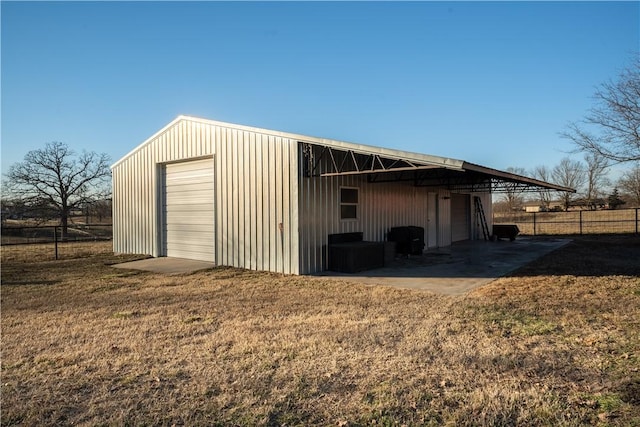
[3,209,639,261]
[1,224,112,260]
[493,208,639,236]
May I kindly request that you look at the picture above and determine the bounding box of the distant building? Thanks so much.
[522,201,564,213]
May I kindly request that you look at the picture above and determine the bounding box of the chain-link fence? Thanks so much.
[1,224,112,260]
[493,208,639,236]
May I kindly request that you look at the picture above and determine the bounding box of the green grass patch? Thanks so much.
[478,306,559,336]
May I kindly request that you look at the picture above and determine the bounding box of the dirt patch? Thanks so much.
[2,236,639,425]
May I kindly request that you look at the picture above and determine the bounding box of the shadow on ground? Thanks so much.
[317,235,640,295]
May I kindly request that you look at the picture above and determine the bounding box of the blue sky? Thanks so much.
[2,1,638,179]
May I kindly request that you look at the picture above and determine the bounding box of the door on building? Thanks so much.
[451,193,471,242]
[427,192,438,248]
[162,158,215,262]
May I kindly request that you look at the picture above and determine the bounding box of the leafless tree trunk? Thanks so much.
[552,158,586,211]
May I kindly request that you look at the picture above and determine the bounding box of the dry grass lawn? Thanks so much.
[2,237,639,426]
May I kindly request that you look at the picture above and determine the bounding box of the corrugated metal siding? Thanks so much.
[112,152,152,256]
[298,170,453,274]
[112,117,299,274]
[214,129,299,274]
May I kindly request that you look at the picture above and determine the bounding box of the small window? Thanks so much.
[340,187,358,220]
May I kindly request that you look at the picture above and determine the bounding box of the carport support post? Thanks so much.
[579,210,583,235]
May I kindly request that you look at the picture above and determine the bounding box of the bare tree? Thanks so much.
[562,59,640,163]
[552,157,586,211]
[583,153,610,209]
[5,142,111,236]
[92,199,113,223]
[502,166,527,212]
[532,165,553,210]
[618,164,640,207]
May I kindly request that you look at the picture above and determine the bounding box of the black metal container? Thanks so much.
[388,226,425,255]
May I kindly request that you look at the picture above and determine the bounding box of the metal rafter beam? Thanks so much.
[301,142,441,177]
[322,165,441,177]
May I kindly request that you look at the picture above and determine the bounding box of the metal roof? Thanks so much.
[113,115,574,193]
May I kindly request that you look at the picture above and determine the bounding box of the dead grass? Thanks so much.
[1,236,639,426]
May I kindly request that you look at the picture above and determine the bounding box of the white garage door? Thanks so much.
[451,193,470,242]
[163,158,215,262]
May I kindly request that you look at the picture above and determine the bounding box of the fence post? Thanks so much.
[579,210,583,235]
[54,226,58,260]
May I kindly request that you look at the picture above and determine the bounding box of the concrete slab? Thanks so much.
[317,237,570,295]
[113,257,215,275]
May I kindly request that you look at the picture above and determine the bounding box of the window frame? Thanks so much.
[339,186,359,221]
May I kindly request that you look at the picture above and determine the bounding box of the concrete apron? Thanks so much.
[113,257,215,275]
[112,238,570,294]
[317,237,571,296]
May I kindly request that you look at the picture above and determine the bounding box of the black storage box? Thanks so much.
[327,232,384,273]
[493,224,520,241]
[388,226,425,255]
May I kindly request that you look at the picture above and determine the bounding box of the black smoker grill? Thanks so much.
[388,226,425,256]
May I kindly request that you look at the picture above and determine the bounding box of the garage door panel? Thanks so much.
[165,209,215,219]
[165,224,214,233]
[165,224,214,236]
[165,181,214,192]
[165,189,214,199]
[162,246,213,261]
[165,169,213,178]
[165,222,214,231]
[165,196,213,205]
[163,158,215,262]
[165,184,213,193]
[166,203,211,216]
[166,176,213,186]
[166,234,213,243]
[165,172,213,182]
[165,162,212,173]
[166,235,215,246]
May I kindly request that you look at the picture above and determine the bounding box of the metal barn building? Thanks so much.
[112,115,569,275]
